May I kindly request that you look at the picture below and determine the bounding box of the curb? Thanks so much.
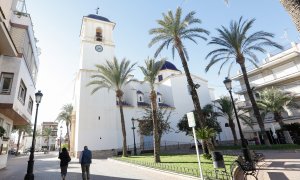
[108,158,200,180]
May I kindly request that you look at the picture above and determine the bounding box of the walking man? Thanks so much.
[79,146,92,180]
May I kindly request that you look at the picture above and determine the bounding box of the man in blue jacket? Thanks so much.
[79,146,92,180]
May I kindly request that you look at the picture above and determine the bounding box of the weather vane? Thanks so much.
[95,7,99,15]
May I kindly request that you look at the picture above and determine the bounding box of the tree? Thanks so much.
[13,124,32,155]
[224,0,300,32]
[196,127,216,156]
[0,126,6,138]
[177,104,221,136]
[56,104,73,150]
[177,104,221,154]
[214,97,238,145]
[257,87,299,143]
[139,57,166,162]
[214,97,254,145]
[43,128,52,151]
[87,57,136,157]
[280,0,300,32]
[149,7,209,129]
[206,17,283,146]
[138,106,172,148]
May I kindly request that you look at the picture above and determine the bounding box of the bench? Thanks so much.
[250,150,265,163]
[230,155,258,180]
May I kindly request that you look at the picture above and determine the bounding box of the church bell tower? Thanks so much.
[79,14,116,70]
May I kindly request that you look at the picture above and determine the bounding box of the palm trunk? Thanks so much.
[117,95,128,157]
[280,0,300,32]
[239,63,271,146]
[16,130,22,156]
[150,90,161,163]
[274,111,293,144]
[229,120,238,145]
[175,40,205,127]
[48,136,50,151]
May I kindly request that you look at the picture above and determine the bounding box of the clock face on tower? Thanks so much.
[95,45,103,52]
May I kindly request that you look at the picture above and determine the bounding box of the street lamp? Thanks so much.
[25,90,43,180]
[59,125,63,152]
[131,118,138,155]
[223,78,252,163]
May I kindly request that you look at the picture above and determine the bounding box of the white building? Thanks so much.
[232,42,300,144]
[0,0,39,169]
[72,14,233,158]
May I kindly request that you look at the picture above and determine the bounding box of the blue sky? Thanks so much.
[25,0,299,124]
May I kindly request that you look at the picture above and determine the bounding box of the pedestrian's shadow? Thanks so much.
[35,171,139,180]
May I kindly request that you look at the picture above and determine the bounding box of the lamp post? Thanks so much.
[131,118,137,155]
[59,125,63,152]
[25,90,43,180]
[223,78,252,163]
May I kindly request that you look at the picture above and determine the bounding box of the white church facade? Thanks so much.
[71,14,234,158]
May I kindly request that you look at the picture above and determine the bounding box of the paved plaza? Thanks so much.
[0,151,300,180]
[0,152,196,180]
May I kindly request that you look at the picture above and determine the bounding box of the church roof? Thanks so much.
[160,61,179,71]
[136,90,144,94]
[86,14,111,22]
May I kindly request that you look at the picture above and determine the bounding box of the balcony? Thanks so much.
[0,103,29,125]
[0,10,18,56]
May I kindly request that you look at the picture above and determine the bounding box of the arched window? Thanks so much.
[96,28,103,42]
[157,92,162,103]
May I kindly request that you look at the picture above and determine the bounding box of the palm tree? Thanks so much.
[214,97,238,145]
[206,17,283,146]
[56,104,73,150]
[87,57,136,157]
[257,87,299,143]
[224,0,300,32]
[43,128,52,152]
[13,124,32,155]
[139,57,165,163]
[149,7,209,128]
[280,0,300,32]
[196,126,216,154]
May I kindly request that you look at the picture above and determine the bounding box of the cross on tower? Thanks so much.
[95,7,100,15]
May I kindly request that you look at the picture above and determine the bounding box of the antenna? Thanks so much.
[95,7,100,15]
[280,28,290,42]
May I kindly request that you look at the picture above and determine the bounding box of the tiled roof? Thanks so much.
[116,101,131,106]
[86,14,111,22]
[158,102,171,108]
[137,102,150,107]
[160,61,179,71]
[137,90,144,94]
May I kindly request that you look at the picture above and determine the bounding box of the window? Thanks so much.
[137,94,143,102]
[18,80,27,104]
[96,28,103,42]
[158,75,163,82]
[0,73,14,94]
[28,96,33,114]
[158,97,161,102]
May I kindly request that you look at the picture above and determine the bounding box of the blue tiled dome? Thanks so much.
[86,14,111,22]
[160,61,179,71]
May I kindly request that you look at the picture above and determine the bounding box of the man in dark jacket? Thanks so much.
[79,146,92,180]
